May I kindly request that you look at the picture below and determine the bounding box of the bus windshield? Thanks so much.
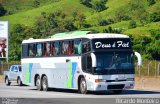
[94,51,134,75]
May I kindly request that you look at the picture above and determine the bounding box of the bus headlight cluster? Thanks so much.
[95,79,106,83]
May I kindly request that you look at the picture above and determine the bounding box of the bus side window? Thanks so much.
[22,44,28,58]
[51,42,55,56]
[36,43,42,57]
[43,42,51,56]
[74,39,81,55]
[70,40,75,55]
[46,42,51,56]
[29,44,35,57]
[68,41,71,56]
[82,41,90,54]
[54,41,60,56]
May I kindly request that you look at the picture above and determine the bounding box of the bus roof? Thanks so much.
[22,31,129,44]
[51,31,92,38]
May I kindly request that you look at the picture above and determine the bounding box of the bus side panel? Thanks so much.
[21,57,82,90]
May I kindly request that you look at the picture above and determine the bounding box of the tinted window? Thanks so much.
[14,67,18,72]
[44,42,51,56]
[11,66,15,72]
[36,43,43,57]
[19,66,22,72]
[29,44,35,57]
[74,39,82,55]
[22,44,28,58]
[62,41,70,55]
[82,41,91,53]
[54,41,60,55]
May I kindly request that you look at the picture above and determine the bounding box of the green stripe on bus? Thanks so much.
[26,64,29,83]
[67,62,72,88]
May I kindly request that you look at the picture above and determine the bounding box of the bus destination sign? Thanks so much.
[92,38,131,50]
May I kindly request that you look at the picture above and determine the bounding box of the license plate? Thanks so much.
[118,75,125,80]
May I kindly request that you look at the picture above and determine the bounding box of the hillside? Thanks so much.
[0,0,159,61]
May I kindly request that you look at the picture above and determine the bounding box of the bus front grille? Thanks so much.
[107,84,125,89]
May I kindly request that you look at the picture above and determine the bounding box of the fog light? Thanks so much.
[127,78,134,81]
[97,85,101,88]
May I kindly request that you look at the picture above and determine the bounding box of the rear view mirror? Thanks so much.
[91,53,96,67]
[135,52,142,66]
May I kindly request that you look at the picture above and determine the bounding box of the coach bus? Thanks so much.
[21,31,141,94]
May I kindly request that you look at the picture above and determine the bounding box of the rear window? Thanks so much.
[19,66,22,72]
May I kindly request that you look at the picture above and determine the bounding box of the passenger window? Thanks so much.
[11,66,15,72]
[29,44,35,57]
[82,41,91,53]
[19,66,22,72]
[36,43,43,57]
[74,39,82,55]
[54,41,60,56]
[70,40,74,55]
[44,42,51,56]
[62,41,70,55]
[22,44,28,58]
[14,67,18,72]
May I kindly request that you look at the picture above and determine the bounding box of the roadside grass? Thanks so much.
[0,75,3,82]
[135,60,160,77]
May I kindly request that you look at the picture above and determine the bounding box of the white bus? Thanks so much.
[21,31,137,94]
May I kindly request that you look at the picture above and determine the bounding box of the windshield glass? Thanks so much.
[94,51,134,75]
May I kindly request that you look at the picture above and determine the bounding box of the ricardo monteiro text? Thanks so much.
[116,98,160,104]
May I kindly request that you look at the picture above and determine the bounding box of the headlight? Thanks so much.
[95,79,106,83]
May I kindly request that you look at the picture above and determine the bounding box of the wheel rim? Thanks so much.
[18,79,20,85]
[42,78,47,90]
[80,79,86,93]
[36,78,40,89]
[6,78,8,84]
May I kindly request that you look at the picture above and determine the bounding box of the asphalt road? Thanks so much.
[0,82,160,104]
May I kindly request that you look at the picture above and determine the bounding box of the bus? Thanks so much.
[21,31,140,94]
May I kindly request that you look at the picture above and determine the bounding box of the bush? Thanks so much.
[92,1,107,12]
[150,12,160,22]
[0,4,7,16]
[128,20,137,29]
[147,0,156,6]
[79,0,92,8]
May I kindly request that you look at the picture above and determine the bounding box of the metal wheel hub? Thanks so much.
[80,80,86,92]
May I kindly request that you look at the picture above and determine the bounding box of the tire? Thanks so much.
[5,77,11,86]
[79,77,87,94]
[112,90,122,94]
[17,77,22,86]
[36,76,42,91]
[42,76,49,91]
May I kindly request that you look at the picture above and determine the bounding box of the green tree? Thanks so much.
[64,19,77,31]
[33,0,40,8]
[147,0,156,6]
[150,12,160,22]
[0,4,7,16]
[92,0,106,12]
[114,6,130,22]
[79,0,92,8]
[128,20,137,29]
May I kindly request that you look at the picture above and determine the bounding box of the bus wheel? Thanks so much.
[17,77,22,86]
[5,77,11,86]
[36,76,42,91]
[112,90,122,94]
[42,76,48,91]
[80,77,87,94]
